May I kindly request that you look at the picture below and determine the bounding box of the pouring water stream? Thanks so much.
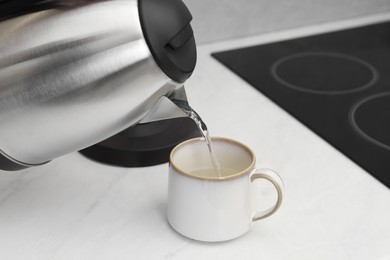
[172,99,222,178]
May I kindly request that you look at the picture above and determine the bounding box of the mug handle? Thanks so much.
[250,168,284,222]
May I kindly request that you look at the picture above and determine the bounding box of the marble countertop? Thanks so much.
[1,13,390,260]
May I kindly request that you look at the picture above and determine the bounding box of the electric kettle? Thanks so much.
[0,0,197,170]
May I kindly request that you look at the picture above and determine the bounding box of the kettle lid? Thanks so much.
[139,0,197,83]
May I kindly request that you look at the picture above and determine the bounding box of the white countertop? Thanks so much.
[1,13,390,260]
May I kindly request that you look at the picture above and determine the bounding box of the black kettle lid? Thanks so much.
[138,0,197,83]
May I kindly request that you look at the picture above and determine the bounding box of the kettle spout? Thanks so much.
[138,86,190,124]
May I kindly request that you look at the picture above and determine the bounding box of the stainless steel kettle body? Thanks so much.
[0,0,197,170]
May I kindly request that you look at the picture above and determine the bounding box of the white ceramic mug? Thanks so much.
[167,137,284,242]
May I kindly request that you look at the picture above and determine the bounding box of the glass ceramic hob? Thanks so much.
[212,21,390,188]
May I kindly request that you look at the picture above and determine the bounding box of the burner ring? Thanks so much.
[349,92,390,151]
[271,52,379,95]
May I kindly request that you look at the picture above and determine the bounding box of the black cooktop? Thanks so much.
[212,21,390,188]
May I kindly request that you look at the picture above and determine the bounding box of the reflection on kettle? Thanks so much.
[0,0,198,170]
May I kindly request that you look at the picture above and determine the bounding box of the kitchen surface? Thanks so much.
[1,6,390,260]
[213,20,390,189]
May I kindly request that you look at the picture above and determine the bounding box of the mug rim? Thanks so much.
[169,137,256,181]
